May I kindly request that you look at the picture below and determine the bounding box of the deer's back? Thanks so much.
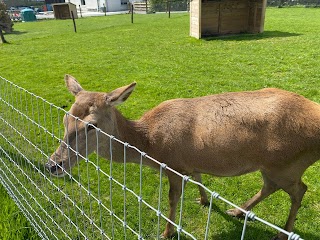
[138,88,320,176]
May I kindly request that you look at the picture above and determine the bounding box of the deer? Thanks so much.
[45,74,320,240]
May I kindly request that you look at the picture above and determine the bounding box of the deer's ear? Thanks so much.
[65,74,83,96]
[105,82,136,106]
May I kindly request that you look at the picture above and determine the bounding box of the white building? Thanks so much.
[69,0,129,12]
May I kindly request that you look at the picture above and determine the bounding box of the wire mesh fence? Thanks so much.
[267,0,320,7]
[134,0,320,14]
[0,75,303,240]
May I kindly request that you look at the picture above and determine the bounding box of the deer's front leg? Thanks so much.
[162,172,183,238]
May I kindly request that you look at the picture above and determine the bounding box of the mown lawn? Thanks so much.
[1,7,320,239]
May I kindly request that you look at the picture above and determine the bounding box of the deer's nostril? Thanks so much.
[45,162,58,173]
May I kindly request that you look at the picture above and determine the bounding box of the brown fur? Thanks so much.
[46,75,320,240]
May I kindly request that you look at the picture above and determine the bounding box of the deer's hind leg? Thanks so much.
[271,180,307,240]
[226,171,280,218]
[227,168,308,240]
[192,173,210,206]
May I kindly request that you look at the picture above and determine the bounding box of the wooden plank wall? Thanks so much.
[190,0,201,38]
[248,0,267,33]
[192,0,266,37]
[220,1,249,34]
[201,2,219,35]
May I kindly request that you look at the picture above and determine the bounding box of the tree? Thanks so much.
[0,1,13,43]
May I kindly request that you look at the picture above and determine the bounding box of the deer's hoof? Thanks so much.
[161,229,175,239]
[270,233,288,240]
[271,237,280,240]
[226,208,244,218]
[160,234,167,239]
[196,198,210,207]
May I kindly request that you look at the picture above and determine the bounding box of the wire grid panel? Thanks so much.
[0,76,303,240]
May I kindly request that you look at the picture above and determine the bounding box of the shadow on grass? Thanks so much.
[3,30,28,36]
[171,201,318,240]
[203,31,301,41]
[208,202,319,240]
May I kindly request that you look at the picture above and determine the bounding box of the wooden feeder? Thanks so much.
[52,3,78,20]
[190,0,267,38]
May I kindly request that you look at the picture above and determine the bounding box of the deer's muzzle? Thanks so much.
[45,158,66,177]
[45,162,59,173]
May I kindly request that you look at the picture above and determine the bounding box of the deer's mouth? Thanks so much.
[45,161,68,178]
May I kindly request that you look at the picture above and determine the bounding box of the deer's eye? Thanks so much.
[87,123,97,131]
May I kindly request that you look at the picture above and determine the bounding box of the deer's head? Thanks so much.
[45,75,136,177]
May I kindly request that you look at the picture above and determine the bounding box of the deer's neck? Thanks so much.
[115,110,148,148]
[111,109,152,165]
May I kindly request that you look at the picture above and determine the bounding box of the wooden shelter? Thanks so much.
[190,0,267,38]
[52,3,78,19]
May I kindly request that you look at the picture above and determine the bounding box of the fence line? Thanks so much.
[0,75,303,240]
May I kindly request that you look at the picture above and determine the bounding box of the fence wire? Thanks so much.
[0,75,303,240]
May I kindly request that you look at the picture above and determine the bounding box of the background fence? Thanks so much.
[267,0,320,7]
[0,75,303,240]
[134,0,320,14]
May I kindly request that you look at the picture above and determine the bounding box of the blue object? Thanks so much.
[21,8,37,22]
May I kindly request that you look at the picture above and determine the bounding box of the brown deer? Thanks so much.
[46,74,320,240]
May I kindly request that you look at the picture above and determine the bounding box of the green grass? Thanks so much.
[0,7,320,239]
[0,184,40,240]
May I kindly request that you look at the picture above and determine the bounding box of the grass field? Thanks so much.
[1,7,320,240]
